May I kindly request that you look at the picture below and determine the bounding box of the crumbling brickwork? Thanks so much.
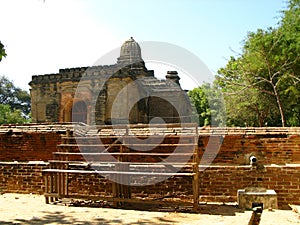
[0,162,47,194]
[199,165,300,208]
[0,162,299,208]
[199,134,300,165]
[0,132,62,161]
[1,128,300,164]
[0,126,300,208]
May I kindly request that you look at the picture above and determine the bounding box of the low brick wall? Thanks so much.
[0,132,62,161]
[199,134,300,165]
[199,165,300,208]
[0,162,48,194]
[0,127,299,208]
[1,162,299,208]
[1,129,300,165]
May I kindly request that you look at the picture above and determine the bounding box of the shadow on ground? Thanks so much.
[198,204,246,216]
[0,210,178,225]
[0,203,247,224]
[68,200,246,216]
[0,210,176,225]
[107,202,246,216]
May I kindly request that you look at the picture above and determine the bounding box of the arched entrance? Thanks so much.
[72,101,87,124]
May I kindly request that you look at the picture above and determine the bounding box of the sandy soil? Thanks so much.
[0,193,298,225]
[260,205,300,225]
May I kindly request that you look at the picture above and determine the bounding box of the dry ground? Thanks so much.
[0,194,299,225]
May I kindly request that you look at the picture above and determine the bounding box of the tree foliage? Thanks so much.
[188,83,226,127]
[216,0,300,127]
[188,85,210,126]
[0,41,6,62]
[0,104,28,124]
[0,76,31,124]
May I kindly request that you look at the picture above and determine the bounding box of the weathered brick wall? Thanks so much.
[0,162,47,194]
[0,132,62,161]
[199,134,300,165]
[1,162,299,208]
[67,172,115,196]
[67,174,193,199]
[0,128,300,209]
[199,165,300,208]
[1,130,300,165]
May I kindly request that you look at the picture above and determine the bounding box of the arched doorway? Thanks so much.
[72,101,87,124]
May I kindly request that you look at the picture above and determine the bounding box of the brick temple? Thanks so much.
[29,37,192,125]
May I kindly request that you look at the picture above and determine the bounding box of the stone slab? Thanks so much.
[237,189,278,209]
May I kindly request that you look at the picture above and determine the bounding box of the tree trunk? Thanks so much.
[254,105,264,127]
[272,84,286,127]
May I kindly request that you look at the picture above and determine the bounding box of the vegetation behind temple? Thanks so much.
[189,0,300,127]
[0,41,6,62]
[0,42,31,124]
[0,76,31,124]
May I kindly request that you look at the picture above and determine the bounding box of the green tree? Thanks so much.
[0,41,6,61]
[278,0,300,125]
[0,76,31,116]
[0,40,31,124]
[188,85,210,126]
[216,0,300,127]
[188,83,226,127]
[0,104,28,124]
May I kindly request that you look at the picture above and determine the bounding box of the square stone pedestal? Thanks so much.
[237,187,278,209]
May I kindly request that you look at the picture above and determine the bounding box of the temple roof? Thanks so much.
[117,37,143,65]
[137,76,182,93]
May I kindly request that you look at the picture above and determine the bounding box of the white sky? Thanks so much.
[0,0,285,91]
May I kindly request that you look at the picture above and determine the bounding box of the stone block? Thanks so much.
[237,187,278,209]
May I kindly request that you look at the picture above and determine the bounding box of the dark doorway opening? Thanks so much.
[72,101,87,124]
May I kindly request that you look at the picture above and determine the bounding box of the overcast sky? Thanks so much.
[0,0,286,91]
